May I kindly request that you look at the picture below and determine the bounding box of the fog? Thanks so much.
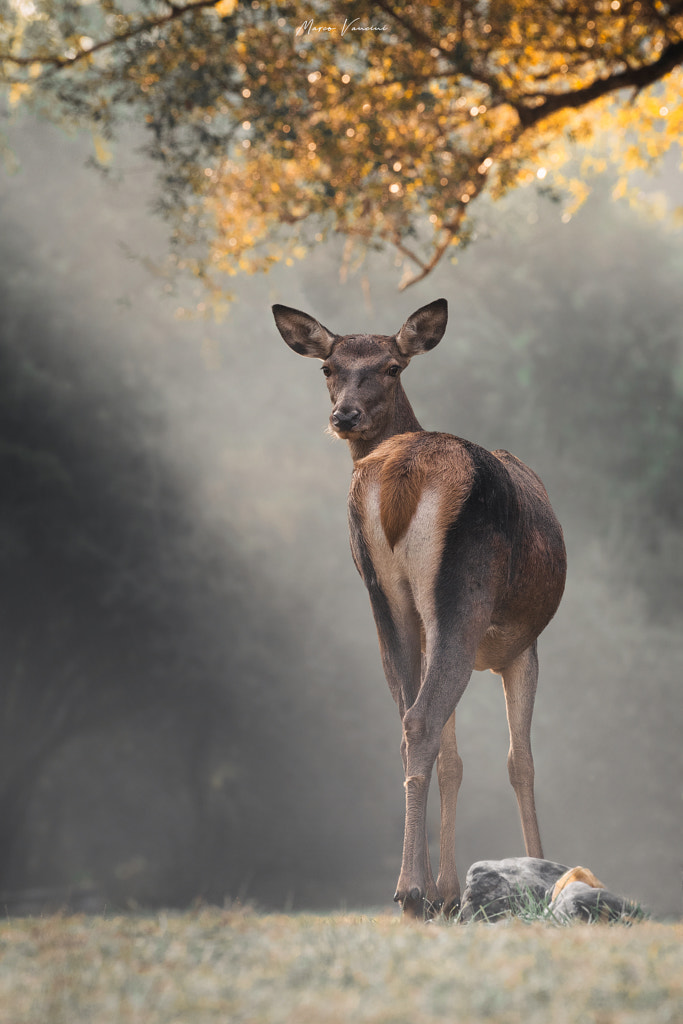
[0,118,680,918]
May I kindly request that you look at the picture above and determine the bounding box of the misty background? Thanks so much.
[0,115,681,919]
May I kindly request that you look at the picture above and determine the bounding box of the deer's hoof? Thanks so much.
[394,886,427,919]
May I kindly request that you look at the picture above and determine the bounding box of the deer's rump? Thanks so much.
[349,431,566,672]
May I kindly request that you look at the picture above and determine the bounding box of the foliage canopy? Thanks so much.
[1,1,682,297]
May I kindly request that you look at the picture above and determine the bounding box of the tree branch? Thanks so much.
[393,30,682,286]
[0,0,219,77]
[373,0,450,54]
[516,36,683,127]
[395,230,455,290]
[394,193,478,290]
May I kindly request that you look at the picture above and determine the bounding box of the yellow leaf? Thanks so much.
[612,177,628,200]
[214,0,237,16]
[92,132,112,165]
[9,83,30,107]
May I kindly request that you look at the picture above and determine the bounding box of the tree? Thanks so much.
[1,1,682,300]
[0,293,371,903]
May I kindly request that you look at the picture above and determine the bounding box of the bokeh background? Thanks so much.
[0,116,681,918]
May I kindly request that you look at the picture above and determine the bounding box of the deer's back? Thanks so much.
[349,432,566,670]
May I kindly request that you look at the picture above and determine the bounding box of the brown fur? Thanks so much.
[359,433,475,551]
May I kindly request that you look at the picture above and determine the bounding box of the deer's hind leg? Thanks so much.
[400,700,440,913]
[364,584,441,909]
[501,641,543,858]
[436,710,463,916]
[394,616,483,918]
[348,505,439,908]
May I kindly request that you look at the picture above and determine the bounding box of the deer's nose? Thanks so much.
[331,407,361,431]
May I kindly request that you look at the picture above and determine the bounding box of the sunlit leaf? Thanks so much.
[1,0,681,292]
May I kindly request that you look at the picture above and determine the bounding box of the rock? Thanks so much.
[460,857,570,921]
[459,857,643,924]
[549,881,642,923]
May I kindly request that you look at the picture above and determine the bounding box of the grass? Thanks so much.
[0,906,681,1024]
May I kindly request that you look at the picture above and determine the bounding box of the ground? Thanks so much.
[0,907,681,1023]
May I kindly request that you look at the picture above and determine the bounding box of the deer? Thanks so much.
[273,298,567,919]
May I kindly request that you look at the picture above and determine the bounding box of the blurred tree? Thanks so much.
[0,297,391,904]
[1,1,681,304]
[0,333,200,888]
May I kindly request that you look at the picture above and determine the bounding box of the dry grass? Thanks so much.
[0,907,681,1024]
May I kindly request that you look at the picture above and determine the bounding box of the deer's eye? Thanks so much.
[386,365,401,377]
[322,365,332,377]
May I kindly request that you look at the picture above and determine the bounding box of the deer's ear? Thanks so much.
[272,304,336,359]
[395,298,448,357]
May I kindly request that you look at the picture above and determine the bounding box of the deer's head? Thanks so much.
[273,299,448,443]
